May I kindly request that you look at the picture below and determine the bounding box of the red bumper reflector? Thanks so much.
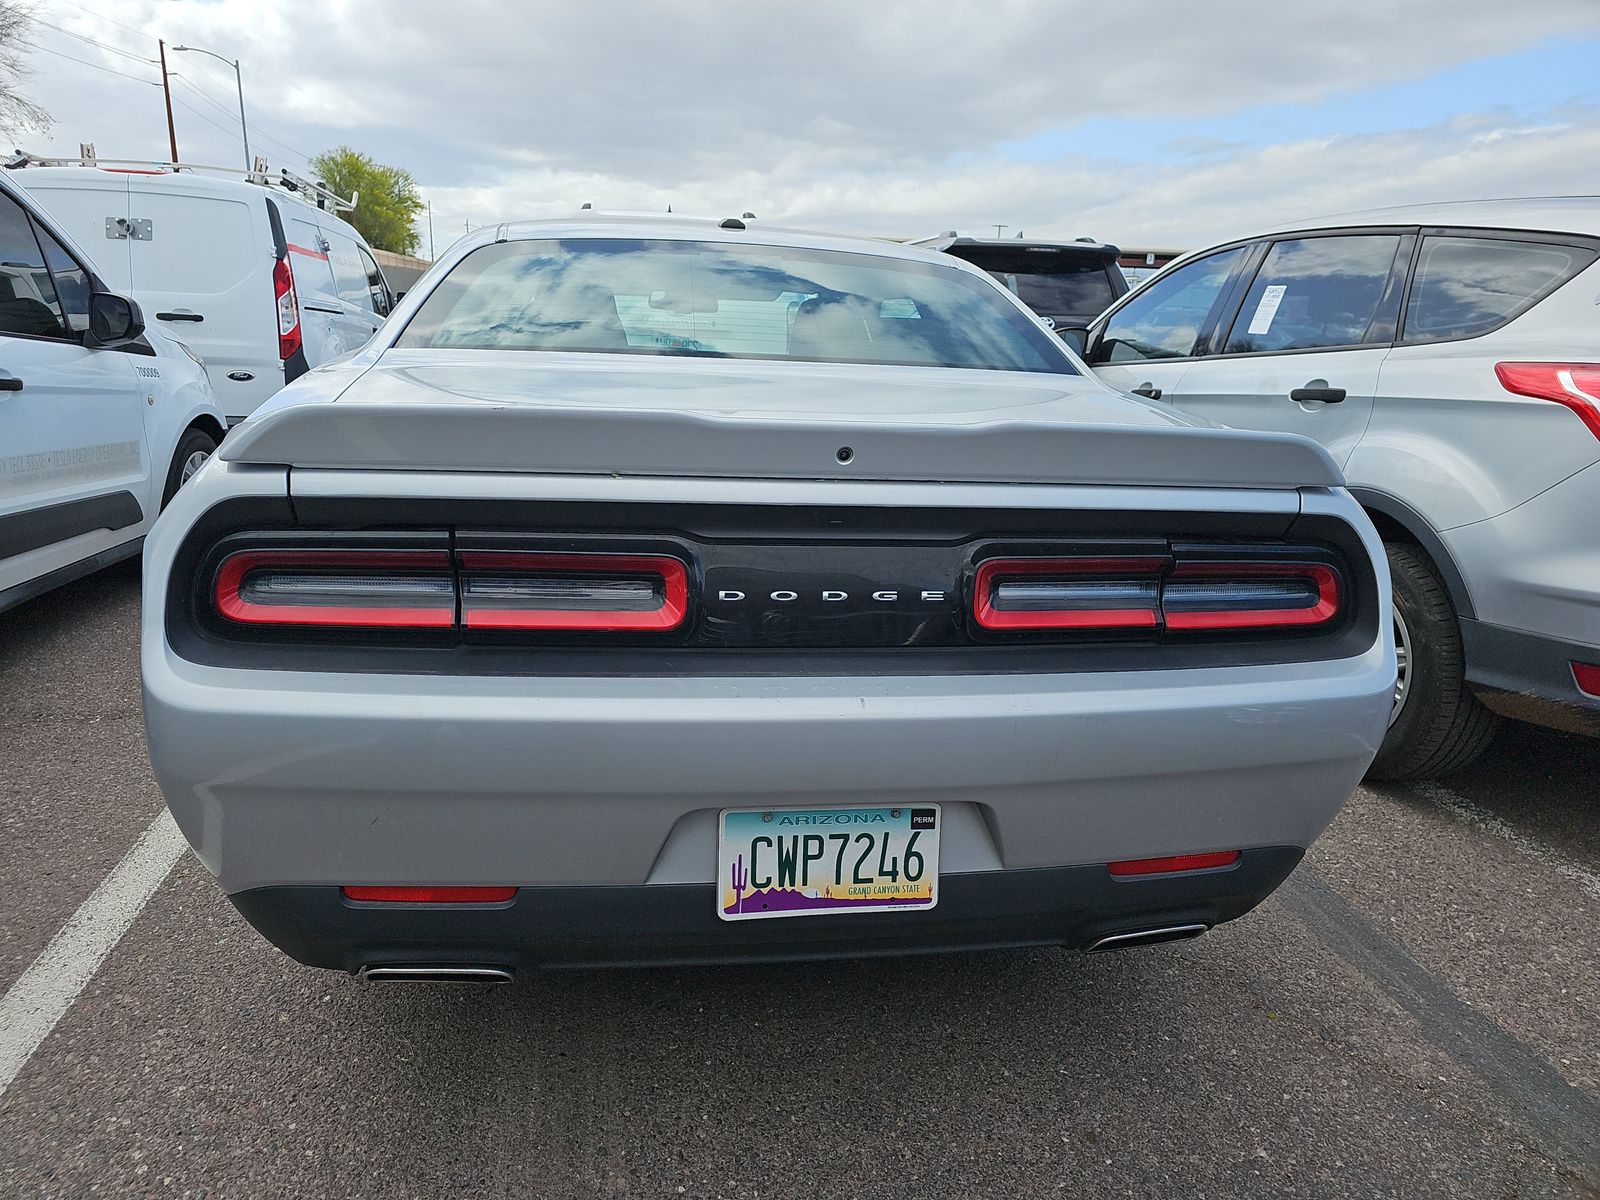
[459,551,689,632]
[341,886,518,903]
[1573,662,1600,698]
[213,549,456,628]
[1108,851,1242,877]
[973,556,1166,630]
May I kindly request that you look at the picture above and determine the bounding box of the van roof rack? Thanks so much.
[3,150,358,214]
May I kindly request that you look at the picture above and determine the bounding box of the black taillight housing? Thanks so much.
[971,547,1345,636]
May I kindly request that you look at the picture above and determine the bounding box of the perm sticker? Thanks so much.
[1247,284,1287,335]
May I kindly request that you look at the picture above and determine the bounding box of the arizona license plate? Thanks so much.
[717,805,940,921]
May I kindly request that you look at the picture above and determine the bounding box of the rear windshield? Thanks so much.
[950,247,1119,322]
[395,238,1075,374]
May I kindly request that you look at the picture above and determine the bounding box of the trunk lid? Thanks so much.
[219,352,1343,490]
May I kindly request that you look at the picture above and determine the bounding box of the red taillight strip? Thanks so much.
[1495,362,1600,441]
[458,551,689,632]
[1108,850,1241,877]
[1163,562,1340,631]
[213,549,455,628]
[342,886,517,903]
[973,557,1167,631]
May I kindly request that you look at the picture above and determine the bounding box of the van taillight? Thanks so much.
[972,555,1342,633]
[1495,362,1600,440]
[458,551,689,631]
[213,549,455,628]
[273,256,301,361]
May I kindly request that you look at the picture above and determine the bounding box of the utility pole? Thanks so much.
[158,40,179,162]
[993,224,1007,238]
[427,199,434,261]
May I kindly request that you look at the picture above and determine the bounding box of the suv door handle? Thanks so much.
[1290,386,1346,404]
[1130,384,1162,400]
[156,311,204,323]
[0,375,23,392]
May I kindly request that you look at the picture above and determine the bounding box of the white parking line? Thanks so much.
[0,810,186,1097]
[1412,780,1600,903]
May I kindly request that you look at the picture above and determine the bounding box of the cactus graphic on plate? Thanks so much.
[730,852,749,914]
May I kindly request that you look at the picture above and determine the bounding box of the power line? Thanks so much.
[176,53,314,155]
[25,41,158,86]
[34,19,155,64]
[52,0,157,44]
[170,76,312,170]
[169,96,245,141]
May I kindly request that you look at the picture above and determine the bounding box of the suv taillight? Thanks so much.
[273,256,301,361]
[1495,362,1600,440]
[972,554,1342,634]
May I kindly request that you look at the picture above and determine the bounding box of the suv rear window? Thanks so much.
[1403,236,1596,343]
[947,247,1119,323]
[395,238,1075,374]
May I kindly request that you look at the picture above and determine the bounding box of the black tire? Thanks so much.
[1366,541,1499,782]
[160,426,218,509]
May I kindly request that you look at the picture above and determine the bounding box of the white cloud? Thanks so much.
[21,0,1600,251]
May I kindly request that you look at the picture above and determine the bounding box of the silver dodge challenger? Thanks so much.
[141,215,1395,981]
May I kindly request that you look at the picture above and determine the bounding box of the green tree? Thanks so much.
[309,146,423,256]
[0,1,51,138]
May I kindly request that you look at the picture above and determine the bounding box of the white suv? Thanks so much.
[0,171,225,613]
[1076,198,1600,779]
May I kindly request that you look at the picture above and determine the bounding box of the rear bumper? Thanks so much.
[231,847,1304,972]
[144,645,1392,897]
[1463,619,1600,736]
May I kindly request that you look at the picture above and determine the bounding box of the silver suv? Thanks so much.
[1077,198,1600,779]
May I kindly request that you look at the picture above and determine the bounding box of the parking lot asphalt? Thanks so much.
[1,564,1596,1199]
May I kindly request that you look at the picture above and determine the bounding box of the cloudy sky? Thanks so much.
[18,0,1600,257]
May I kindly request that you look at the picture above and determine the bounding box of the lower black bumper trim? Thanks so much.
[228,847,1304,974]
[1463,619,1600,736]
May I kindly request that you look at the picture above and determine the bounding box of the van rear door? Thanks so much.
[283,215,343,366]
[126,180,280,421]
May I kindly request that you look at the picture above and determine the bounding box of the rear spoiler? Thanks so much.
[218,401,1344,491]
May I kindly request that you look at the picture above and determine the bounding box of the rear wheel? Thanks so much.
[1366,541,1498,781]
[161,426,218,509]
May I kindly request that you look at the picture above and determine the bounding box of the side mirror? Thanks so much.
[85,293,145,348]
[1056,324,1089,356]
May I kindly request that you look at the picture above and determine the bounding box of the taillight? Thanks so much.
[273,255,301,361]
[1495,362,1600,441]
[1163,562,1340,631]
[458,551,689,632]
[972,555,1341,633]
[213,549,455,628]
[1108,850,1241,877]
[1573,662,1600,698]
[342,886,517,903]
[973,557,1165,630]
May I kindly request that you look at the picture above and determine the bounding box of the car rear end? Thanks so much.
[142,397,1393,977]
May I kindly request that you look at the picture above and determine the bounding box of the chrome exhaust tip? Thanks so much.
[1086,924,1209,952]
[358,964,515,984]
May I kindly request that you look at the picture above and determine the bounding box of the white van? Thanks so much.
[7,159,394,423]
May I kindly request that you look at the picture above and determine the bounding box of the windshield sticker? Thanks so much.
[1247,284,1287,335]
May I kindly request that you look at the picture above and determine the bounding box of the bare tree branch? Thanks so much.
[0,1,53,140]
